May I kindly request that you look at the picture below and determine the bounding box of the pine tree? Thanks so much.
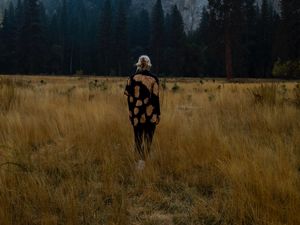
[150,0,165,74]
[197,7,210,43]
[163,12,172,74]
[14,0,25,74]
[48,12,63,73]
[223,0,245,79]
[256,0,274,77]
[223,0,233,79]
[19,0,47,74]
[207,0,247,78]
[0,11,8,73]
[71,0,88,74]
[167,5,186,75]
[279,0,300,61]
[241,0,257,76]
[191,6,210,75]
[128,9,151,63]
[0,4,17,74]
[114,0,129,75]
[169,6,185,49]
[206,0,225,76]
[60,0,69,74]
[97,0,113,75]
[137,9,150,51]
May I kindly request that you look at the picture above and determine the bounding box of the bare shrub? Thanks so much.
[293,83,300,107]
[89,80,108,91]
[14,79,33,89]
[0,78,16,112]
[161,78,167,90]
[172,82,180,92]
[249,84,278,106]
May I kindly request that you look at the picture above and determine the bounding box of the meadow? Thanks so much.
[0,75,299,225]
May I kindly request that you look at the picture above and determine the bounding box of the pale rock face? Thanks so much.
[173,0,207,31]
[131,0,207,32]
[0,0,11,22]
[0,0,280,31]
[131,0,280,32]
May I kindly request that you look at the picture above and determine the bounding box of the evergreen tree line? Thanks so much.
[0,0,299,77]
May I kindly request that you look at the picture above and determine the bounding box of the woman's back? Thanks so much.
[124,55,161,164]
[125,68,160,127]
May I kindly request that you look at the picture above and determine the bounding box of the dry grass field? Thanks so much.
[0,75,300,225]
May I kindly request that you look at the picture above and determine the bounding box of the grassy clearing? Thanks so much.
[0,76,299,225]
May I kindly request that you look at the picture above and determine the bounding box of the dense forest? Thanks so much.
[0,0,299,78]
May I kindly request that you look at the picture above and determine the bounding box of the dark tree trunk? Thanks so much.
[225,23,233,80]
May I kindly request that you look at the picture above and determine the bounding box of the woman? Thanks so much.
[124,55,160,169]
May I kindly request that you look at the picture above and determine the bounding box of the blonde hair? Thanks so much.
[135,55,152,72]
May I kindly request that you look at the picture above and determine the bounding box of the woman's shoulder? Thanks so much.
[148,72,159,83]
[132,70,158,82]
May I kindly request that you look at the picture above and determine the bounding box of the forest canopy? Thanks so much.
[0,0,299,78]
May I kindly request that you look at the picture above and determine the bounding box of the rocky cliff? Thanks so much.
[131,0,280,32]
[1,0,280,31]
[0,0,206,31]
[131,0,207,32]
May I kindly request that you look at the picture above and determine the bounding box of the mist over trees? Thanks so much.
[0,0,299,78]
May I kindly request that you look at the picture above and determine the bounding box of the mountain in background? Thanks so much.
[131,0,280,31]
[131,0,207,31]
[0,0,296,78]
[0,0,280,31]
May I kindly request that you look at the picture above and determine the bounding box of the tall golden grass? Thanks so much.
[0,76,299,225]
